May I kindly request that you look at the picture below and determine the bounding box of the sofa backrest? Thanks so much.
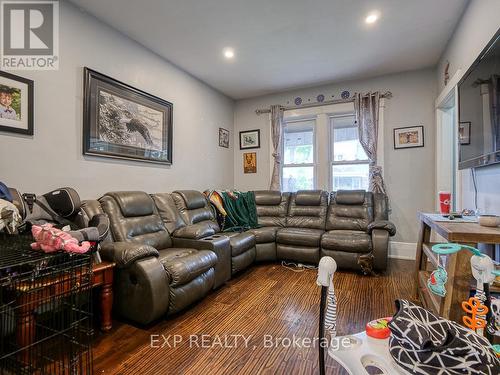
[151,192,186,234]
[253,190,290,227]
[171,190,220,231]
[99,191,172,249]
[286,190,328,230]
[326,190,374,232]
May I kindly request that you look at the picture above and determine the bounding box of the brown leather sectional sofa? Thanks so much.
[78,189,395,325]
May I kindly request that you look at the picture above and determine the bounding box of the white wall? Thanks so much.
[234,68,437,245]
[436,0,500,215]
[0,2,234,199]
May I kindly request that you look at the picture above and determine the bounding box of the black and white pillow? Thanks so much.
[388,299,499,374]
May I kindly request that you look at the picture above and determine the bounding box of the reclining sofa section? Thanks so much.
[81,189,394,325]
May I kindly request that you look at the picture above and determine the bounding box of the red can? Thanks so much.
[439,191,451,215]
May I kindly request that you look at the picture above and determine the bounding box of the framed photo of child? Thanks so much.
[0,71,34,136]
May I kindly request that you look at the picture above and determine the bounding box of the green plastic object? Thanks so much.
[431,243,483,256]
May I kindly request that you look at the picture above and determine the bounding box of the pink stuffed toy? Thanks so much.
[31,223,91,254]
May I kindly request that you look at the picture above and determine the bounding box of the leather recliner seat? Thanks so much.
[320,190,396,271]
[98,191,217,324]
[151,191,232,288]
[276,190,328,264]
[248,190,290,261]
[157,190,256,276]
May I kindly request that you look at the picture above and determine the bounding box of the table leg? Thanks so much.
[414,221,431,299]
[100,282,113,331]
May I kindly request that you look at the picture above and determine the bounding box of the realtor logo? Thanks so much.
[1,0,59,70]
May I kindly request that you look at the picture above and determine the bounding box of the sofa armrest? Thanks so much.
[100,242,159,268]
[371,229,389,271]
[368,220,396,236]
[172,235,231,288]
[173,224,216,240]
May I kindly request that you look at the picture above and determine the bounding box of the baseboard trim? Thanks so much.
[389,241,417,260]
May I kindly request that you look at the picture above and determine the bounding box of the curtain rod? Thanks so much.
[255,91,392,115]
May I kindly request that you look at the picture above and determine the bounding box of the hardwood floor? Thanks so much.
[92,259,415,375]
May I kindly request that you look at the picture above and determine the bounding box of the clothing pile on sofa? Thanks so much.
[204,190,258,231]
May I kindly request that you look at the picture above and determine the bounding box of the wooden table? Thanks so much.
[92,260,115,331]
[414,213,500,323]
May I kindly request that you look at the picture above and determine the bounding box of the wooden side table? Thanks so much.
[414,213,500,323]
[92,261,115,331]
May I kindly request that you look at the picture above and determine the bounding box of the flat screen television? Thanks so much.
[458,29,500,169]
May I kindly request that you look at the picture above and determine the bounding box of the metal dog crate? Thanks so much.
[0,233,93,374]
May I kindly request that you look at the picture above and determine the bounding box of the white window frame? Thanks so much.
[281,116,317,191]
[329,113,370,191]
[273,100,384,192]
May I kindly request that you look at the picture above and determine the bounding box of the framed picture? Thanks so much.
[459,121,471,145]
[83,68,173,165]
[239,129,260,149]
[219,127,229,148]
[0,71,33,135]
[393,126,424,149]
[243,152,257,173]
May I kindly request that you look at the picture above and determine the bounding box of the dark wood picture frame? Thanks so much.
[0,70,34,136]
[459,121,471,145]
[219,127,229,148]
[239,129,261,150]
[83,67,173,165]
[393,125,424,150]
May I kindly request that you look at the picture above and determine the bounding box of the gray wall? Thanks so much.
[233,68,437,245]
[0,2,235,199]
[436,0,500,215]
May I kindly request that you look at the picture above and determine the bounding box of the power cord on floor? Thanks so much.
[281,260,318,272]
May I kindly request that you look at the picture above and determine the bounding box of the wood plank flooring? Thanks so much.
[92,259,415,375]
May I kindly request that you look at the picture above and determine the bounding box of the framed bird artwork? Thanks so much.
[83,67,173,165]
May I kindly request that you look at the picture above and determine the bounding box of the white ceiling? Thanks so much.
[70,0,468,99]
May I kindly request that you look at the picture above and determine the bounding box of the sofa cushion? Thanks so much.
[248,226,278,243]
[295,190,323,206]
[276,228,324,247]
[321,230,372,253]
[173,222,217,239]
[107,191,155,217]
[254,190,282,205]
[287,191,328,230]
[158,248,217,287]
[173,190,207,210]
[326,191,374,232]
[225,232,256,256]
[335,190,366,205]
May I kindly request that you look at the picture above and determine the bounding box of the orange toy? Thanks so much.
[462,297,488,331]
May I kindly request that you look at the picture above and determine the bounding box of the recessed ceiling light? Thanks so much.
[223,47,235,59]
[365,12,379,24]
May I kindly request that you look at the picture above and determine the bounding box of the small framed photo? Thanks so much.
[239,129,260,150]
[459,121,471,145]
[0,71,33,136]
[219,127,229,148]
[393,126,424,149]
[243,152,257,173]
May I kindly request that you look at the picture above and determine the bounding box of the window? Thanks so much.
[330,115,370,191]
[281,119,315,192]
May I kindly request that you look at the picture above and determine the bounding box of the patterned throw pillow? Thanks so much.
[389,299,499,374]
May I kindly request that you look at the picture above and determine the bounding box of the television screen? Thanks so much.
[458,31,500,169]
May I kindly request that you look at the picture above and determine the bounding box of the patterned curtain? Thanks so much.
[354,92,388,195]
[269,105,284,190]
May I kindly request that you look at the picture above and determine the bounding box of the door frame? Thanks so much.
[435,70,462,211]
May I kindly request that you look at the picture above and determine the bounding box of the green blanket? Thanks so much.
[220,191,258,231]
